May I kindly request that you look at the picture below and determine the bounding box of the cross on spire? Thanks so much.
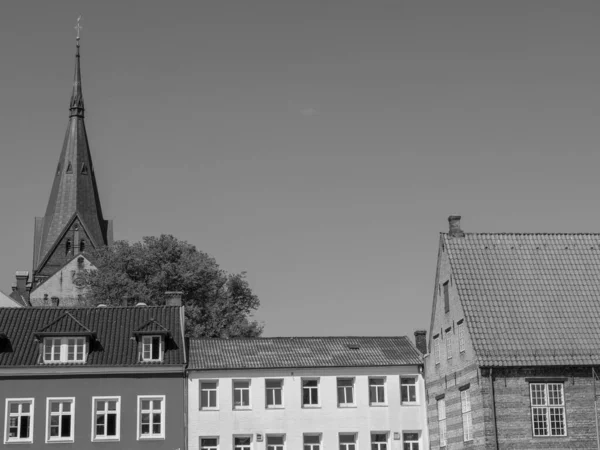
[74,16,82,43]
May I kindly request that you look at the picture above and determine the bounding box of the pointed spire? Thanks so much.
[69,17,84,117]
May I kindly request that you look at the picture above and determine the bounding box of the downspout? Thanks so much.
[181,306,188,450]
[490,368,500,449]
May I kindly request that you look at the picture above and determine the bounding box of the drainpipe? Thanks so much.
[490,368,500,449]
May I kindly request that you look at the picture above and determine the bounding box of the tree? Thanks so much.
[82,235,263,338]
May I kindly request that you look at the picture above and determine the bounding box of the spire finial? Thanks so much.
[74,16,83,45]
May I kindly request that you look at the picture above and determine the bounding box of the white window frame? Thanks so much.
[233,380,251,410]
[445,329,453,360]
[400,377,418,404]
[266,434,285,450]
[337,377,355,407]
[137,395,165,440]
[200,436,219,450]
[402,431,421,450]
[91,396,121,442]
[265,378,284,408]
[303,433,321,450]
[438,398,447,447]
[45,397,75,443]
[141,335,163,362]
[200,380,219,410]
[433,336,440,365]
[234,435,252,450]
[302,378,320,407]
[369,377,387,406]
[339,433,357,450]
[43,336,87,363]
[4,398,34,444]
[530,383,566,437]
[458,321,466,353]
[461,389,473,441]
[371,431,389,450]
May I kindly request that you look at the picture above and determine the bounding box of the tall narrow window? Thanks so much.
[5,399,33,443]
[93,397,120,441]
[302,379,319,406]
[65,239,71,255]
[443,281,450,313]
[369,378,386,405]
[200,437,218,450]
[401,377,418,404]
[303,434,321,450]
[371,432,388,450]
[461,389,473,441]
[530,383,566,436]
[234,436,252,450]
[445,329,453,360]
[339,434,356,450]
[137,396,165,440]
[266,379,283,408]
[80,240,85,252]
[438,398,447,447]
[433,335,440,365]
[458,320,466,353]
[233,380,251,409]
[337,378,354,406]
[141,336,162,362]
[46,398,74,442]
[267,435,285,450]
[200,381,218,410]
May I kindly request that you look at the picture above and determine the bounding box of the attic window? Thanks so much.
[43,337,87,363]
[347,344,360,350]
[141,335,163,362]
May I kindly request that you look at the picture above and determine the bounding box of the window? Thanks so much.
[445,329,453,360]
[4,399,33,443]
[302,379,319,406]
[92,397,120,441]
[461,389,473,441]
[403,432,420,450]
[438,398,447,447]
[200,381,218,410]
[304,434,320,450]
[234,436,252,450]
[266,379,283,408]
[141,335,162,362]
[401,377,417,404]
[43,337,87,363]
[201,437,219,450]
[369,378,386,405]
[80,240,85,252]
[339,433,356,450]
[46,398,74,442]
[137,395,165,439]
[443,281,450,312]
[233,380,251,409]
[371,432,388,450]
[267,435,284,450]
[337,378,354,406]
[458,320,466,353]
[433,335,440,365]
[530,383,566,436]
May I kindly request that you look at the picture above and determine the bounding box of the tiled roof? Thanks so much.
[0,306,184,367]
[444,233,600,367]
[133,319,171,335]
[189,336,422,370]
[35,312,93,336]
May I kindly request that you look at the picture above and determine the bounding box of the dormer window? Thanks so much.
[43,337,87,363]
[141,335,162,362]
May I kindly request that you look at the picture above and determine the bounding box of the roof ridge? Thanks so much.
[191,336,409,341]
[442,232,600,236]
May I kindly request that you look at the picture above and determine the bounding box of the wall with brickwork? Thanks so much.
[188,366,428,450]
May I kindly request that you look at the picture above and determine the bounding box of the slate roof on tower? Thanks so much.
[441,226,600,367]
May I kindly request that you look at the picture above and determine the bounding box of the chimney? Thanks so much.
[165,291,183,306]
[448,215,464,238]
[14,271,30,300]
[414,330,427,354]
[50,297,60,307]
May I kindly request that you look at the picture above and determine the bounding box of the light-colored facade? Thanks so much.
[187,337,428,450]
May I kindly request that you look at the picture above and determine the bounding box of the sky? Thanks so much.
[2,1,600,338]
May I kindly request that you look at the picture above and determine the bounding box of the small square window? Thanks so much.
[46,398,75,443]
[337,378,355,406]
[267,434,285,450]
[233,380,251,409]
[137,395,165,440]
[201,437,219,450]
[302,379,320,407]
[234,436,252,450]
[200,381,218,410]
[141,335,162,362]
[401,377,418,404]
[304,434,321,450]
[4,399,34,443]
[369,378,386,405]
[266,379,283,408]
[92,397,120,441]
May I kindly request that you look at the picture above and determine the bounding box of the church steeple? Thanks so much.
[32,25,113,286]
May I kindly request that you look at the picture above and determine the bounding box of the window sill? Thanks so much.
[338,404,357,408]
[92,437,120,442]
[200,407,219,411]
[369,403,388,407]
[138,435,165,441]
[266,405,284,409]
[5,439,34,444]
[233,406,252,411]
[401,402,420,406]
[46,439,75,444]
[302,404,321,409]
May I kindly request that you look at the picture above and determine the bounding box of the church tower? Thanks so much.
[25,29,113,301]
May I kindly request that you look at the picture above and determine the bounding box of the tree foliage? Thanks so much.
[82,235,263,338]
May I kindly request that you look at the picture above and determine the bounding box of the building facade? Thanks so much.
[426,215,600,449]
[0,304,186,449]
[188,337,428,450]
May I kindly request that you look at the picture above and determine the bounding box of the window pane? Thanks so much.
[305,435,320,443]
[152,337,160,359]
[236,437,252,445]
[204,382,217,390]
[268,436,284,445]
[303,379,317,387]
[20,416,30,438]
[340,434,355,443]
[266,380,281,388]
[372,433,387,442]
[107,414,117,436]
[61,415,71,436]
[202,438,218,446]
[201,390,209,407]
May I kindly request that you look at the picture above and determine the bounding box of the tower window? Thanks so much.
[65,239,71,255]
[80,240,85,252]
